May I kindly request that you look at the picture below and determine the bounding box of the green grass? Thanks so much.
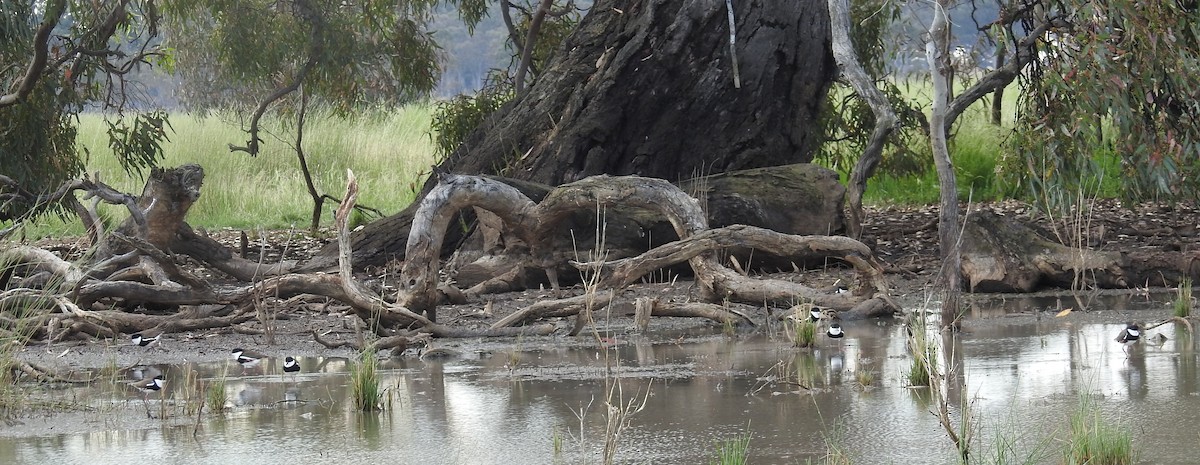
[710,430,751,465]
[552,426,564,456]
[0,255,54,417]
[855,369,874,387]
[823,77,1125,207]
[907,325,934,388]
[1175,277,1193,318]
[792,319,817,348]
[206,376,228,413]
[26,105,438,237]
[351,349,383,411]
[1065,394,1135,464]
[0,347,21,418]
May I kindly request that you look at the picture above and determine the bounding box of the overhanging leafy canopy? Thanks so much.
[163,0,486,117]
[1012,0,1200,203]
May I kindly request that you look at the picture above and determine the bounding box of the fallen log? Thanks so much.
[491,290,616,329]
[961,210,1129,292]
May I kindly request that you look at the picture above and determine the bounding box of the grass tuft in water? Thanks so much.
[351,348,382,411]
[1175,277,1193,318]
[1065,394,1134,464]
[175,368,201,416]
[710,429,751,465]
[814,426,853,465]
[552,426,564,456]
[855,369,875,387]
[206,376,228,413]
[907,329,935,387]
[793,319,817,348]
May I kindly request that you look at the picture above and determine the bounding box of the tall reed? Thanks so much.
[1175,277,1193,318]
[1065,394,1134,464]
[351,348,382,411]
[710,429,751,465]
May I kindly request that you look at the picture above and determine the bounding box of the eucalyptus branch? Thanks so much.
[943,18,1063,132]
[515,0,554,93]
[548,0,576,17]
[228,0,323,156]
[500,0,526,59]
[67,0,133,87]
[0,0,67,108]
[0,174,146,233]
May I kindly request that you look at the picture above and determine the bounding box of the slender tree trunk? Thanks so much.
[991,41,1006,125]
[927,0,962,329]
[294,87,326,232]
[828,0,898,239]
[514,0,554,93]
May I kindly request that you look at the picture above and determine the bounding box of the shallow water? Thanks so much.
[0,292,1195,464]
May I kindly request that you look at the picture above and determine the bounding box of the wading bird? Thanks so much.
[232,348,267,374]
[283,356,300,381]
[130,374,166,418]
[1116,323,1140,355]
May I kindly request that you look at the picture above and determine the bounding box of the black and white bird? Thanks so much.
[232,348,267,373]
[809,306,823,322]
[131,333,159,347]
[1116,323,1140,354]
[132,374,166,395]
[827,322,845,339]
[283,356,301,376]
[833,281,850,294]
[130,374,166,418]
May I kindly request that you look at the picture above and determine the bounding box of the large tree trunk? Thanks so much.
[321,0,835,268]
[447,0,834,185]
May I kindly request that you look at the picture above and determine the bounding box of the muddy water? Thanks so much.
[1,293,1197,464]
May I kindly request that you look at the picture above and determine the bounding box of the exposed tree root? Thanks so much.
[2,168,906,344]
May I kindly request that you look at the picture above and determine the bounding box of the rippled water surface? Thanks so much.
[1,291,1195,464]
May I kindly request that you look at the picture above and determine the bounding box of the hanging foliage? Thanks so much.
[1009,0,1200,206]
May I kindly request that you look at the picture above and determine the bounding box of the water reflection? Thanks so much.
[0,293,1197,463]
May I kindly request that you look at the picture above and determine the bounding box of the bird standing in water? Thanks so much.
[827,322,845,339]
[232,348,267,374]
[283,356,301,381]
[130,374,166,418]
[1116,323,1140,355]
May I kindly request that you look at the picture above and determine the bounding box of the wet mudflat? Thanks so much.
[0,290,1196,464]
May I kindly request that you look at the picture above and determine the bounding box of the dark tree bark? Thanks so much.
[307,0,835,269]
[443,0,833,185]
